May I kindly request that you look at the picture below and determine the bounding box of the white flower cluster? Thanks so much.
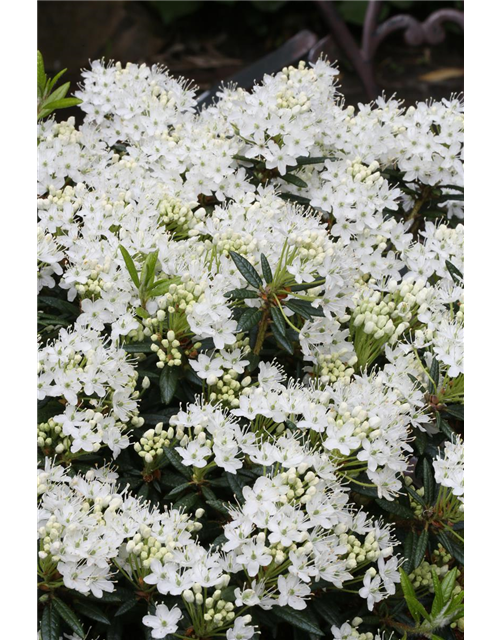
[433,436,464,500]
[37,460,203,598]
[37,55,464,640]
[37,325,142,456]
[224,463,400,612]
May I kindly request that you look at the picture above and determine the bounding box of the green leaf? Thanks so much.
[435,412,454,439]
[38,296,80,317]
[413,429,427,455]
[163,447,192,480]
[399,569,422,622]
[40,97,82,113]
[159,365,180,405]
[41,604,61,640]
[227,472,245,502]
[148,279,173,297]
[141,250,159,289]
[406,484,426,508]
[270,305,287,337]
[119,245,140,288]
[229,251,262,289]
[413,529,429,569]
[423,458,435,503]
[311,596,342,627]
[52,598,85,638]
[261,253,273,284]
[107,617,123,640]
[166,482,192,498]
[46,68,67,94]
[115,597,137,617]
[296,156,333,165]
[441,567,458,602]
[206,498,230,514]
[431,569,444,616]
[224,288,260,299]
[286,298,325,318]
[43,82,71,105]
[428,358,440,392]
[403,531,415,573]
[282,173,308,189]
[271,323,295,355]
[445,260,463,284]
[237,308,262,332]
[444,404,464,421]
[272,606,324,636]
[37,51,46,92]
[173,491,199,511]
[376,498,415,520]
[135,307,149,319]
[123,341,153,354]
[436,533,464,565]
[74,601,111,625]
[279,192,311,206]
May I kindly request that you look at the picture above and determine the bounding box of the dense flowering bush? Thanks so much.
[37,53,464,640]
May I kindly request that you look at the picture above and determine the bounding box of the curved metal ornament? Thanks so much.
[313,0,464,99]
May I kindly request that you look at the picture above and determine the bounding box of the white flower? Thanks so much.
[142,604,183,639]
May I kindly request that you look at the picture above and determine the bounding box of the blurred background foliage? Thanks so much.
[147,0,459,29]
[38,0,463,110]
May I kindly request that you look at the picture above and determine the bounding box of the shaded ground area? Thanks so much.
[38,0,463,109]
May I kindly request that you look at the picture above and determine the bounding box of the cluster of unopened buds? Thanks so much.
[74,261,111,299]
[332,617,377,640]
[150,329,187,369]
[125,518,204,572]
[276,61,312,111]
[158,195,204,238]
[212,230,258,260]
[37,417,71,455]
[342,531,385,570]
[182,583,236,629]
[309,351,356,385]
[134,422,174,466]
[346,158,383,187]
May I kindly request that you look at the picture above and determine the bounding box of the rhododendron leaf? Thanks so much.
[52,598,85,638]
[230,251,263,288]
[159,365,180,405]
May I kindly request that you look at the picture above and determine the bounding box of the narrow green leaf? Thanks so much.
[162,447,192,480]
[46,68,67,94]
[282,173,308,188]
[173,492,199,511]
[123,341,153,354]
[441,567,458,602]
[413,429,427,455]
[270,305,287,337]
[205,498,230,514]
[141,250,159,289]
[115,598,137,617]
[148,279,172,297]
[237,308,262,332]
[43,82,71,105]
[437,533,464,565]
[38,296,79,317]
[224,288,260,299]
[445,260,463,284]
[311,596,342,627]
[261,254,273,284]
[376,498,415,520]
[296,156,333,165]
[272,606,323,636]
[41,604,60,640]
[271,323,295,355]
[52,598,85,638]
[37,50,46,92]
[428,358,440,392]
[413,529,429,569]
[74,600,110,625]
[279,192,311,205]
[403,531,415,573]
[159,365,180,405]
[444,404,464,421]
[399,569,420,622]
[423,458,435,503]
[431,570,444,616]
[119,245,140,288]
[227,473,245,502]
[166,482,192,498]
[229,251,262,288]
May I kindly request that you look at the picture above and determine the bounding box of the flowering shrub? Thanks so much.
[37,52,464,640]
